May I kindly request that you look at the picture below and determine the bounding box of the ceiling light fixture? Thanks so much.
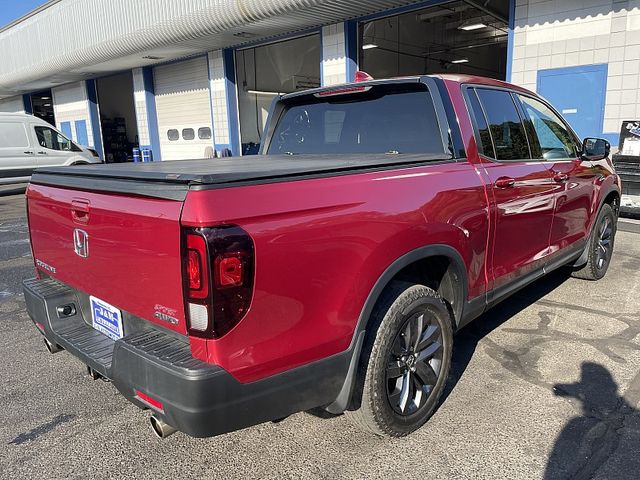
[362,43,378,50]
[451,58,469,64]
[459,22,487,31]
[247,89,284,96]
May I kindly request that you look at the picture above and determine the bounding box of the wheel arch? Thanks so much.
[325,244,469,414]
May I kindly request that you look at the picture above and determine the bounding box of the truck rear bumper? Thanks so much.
[23,277,352,438]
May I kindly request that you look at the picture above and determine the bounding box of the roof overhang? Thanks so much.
[0,0,427,98]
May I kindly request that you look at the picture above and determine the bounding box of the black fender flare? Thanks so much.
[325,244,469,413]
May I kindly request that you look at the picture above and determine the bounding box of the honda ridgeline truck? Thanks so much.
[23,75,620,439]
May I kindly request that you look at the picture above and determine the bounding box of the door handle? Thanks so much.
[553,172,568,183]
[23,151,34,155]
[71,199,90,224]
[495,176,516,189]
[37,151,48,155]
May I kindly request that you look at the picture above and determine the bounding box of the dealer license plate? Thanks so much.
[90,296,124,340]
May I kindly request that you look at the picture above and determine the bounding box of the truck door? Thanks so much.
[30,123,77,167]
[0,119,35,182]
[516,94,598,254]
[466,87,556,293]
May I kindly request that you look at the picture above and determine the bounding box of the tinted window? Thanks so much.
[34,126,72,151]
[466,90,494,158]
[0,122,29,148]
[182,128,195,141]
[198,127,212,140]
[268,87,446,155]
[518,95,577,160]
[475,88,530,161]
[167,129,179,141]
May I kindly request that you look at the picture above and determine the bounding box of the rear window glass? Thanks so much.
[267,86,446,156]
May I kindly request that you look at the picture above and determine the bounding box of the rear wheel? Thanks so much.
[347,282,453,437]
[572,203,616,280]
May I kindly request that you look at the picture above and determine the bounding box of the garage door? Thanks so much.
[154,57,213,161]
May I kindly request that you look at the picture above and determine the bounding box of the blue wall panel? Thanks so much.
[60,121,72,139]
[223,48,241,156]
[537,64,609,142]
[85,79,104,158]
[142,66,161,161]
[74,119,88,146]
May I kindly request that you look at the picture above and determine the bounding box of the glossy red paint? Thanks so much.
[441,76,618,291]
[25,75,620,387]
[26,184,188,335]
[181,161,490,382]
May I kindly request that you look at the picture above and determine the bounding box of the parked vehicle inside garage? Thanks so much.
[22,74,620,439]
[0,113,101,185]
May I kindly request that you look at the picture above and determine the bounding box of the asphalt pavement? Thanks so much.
[1,191,639,480]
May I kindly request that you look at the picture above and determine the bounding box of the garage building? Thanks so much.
[0,0,637,160]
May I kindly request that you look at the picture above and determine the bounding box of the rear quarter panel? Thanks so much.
[182,160,489,382]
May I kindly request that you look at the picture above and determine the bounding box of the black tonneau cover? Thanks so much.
[30,153,451,201]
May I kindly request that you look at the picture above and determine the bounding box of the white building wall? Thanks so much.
[208,50,231,149]
[0,96,25,113]
[512,0,640,136]
[51,81,95,147]
[132,67,151,147]
[322,23,348,86]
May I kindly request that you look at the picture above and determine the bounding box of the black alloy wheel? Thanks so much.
[386,310,444,415]
[347,282,453,437]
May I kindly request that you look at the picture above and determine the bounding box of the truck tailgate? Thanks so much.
[27,183,187,335]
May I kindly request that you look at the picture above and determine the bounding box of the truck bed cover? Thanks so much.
[30,153,451,200]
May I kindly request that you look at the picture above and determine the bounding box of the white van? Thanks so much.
[0,113,102,185]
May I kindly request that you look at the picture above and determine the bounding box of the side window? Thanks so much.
[518,95,578,160]
[466,89,495,158]
[0,122,30,148]
[34,126,72,151]
[475,88,530,161]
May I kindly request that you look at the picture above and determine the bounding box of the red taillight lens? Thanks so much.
[215,254,244,288]
[182,226,254,338]
[185,234,208,300]
[187,250,202,290]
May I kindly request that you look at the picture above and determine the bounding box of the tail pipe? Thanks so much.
[150,415,178,439]
[43,337,63,354]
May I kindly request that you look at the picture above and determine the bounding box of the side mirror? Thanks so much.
[581,137,610,161]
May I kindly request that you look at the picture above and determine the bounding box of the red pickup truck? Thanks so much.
[23,75,620,439]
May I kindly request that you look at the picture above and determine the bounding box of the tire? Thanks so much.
[347,281,453,437]
[572,203,616,281]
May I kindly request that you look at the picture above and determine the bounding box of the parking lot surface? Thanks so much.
[1,191,639,480]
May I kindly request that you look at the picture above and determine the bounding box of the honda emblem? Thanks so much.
[73,229,89,258]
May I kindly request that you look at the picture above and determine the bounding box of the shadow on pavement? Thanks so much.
[443,268,573,402]
[543,362,638,480]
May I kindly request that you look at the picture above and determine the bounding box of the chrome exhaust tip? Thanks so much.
[43,337,63,354]
[150,415,178,439]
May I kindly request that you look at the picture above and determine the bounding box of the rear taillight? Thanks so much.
[182,226,254,338]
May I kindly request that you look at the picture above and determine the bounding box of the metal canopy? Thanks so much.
[0,0,429,97]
